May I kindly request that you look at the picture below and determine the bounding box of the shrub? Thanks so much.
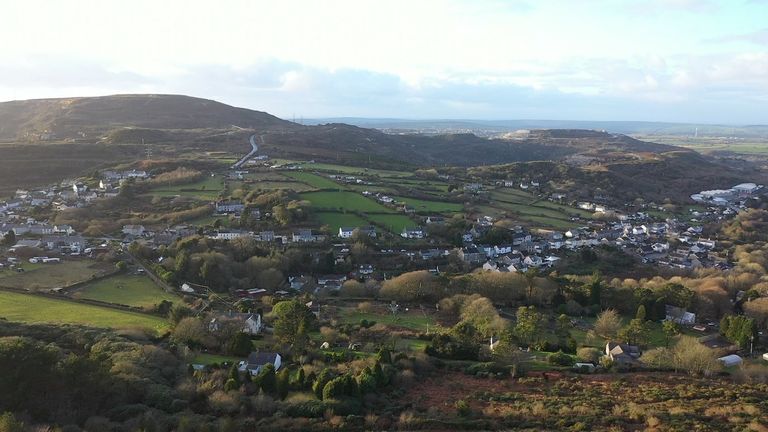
[547,350,573,366]
[455,399,471,417]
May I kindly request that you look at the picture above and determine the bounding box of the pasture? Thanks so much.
[299,191,393,213]
[74,274,179,308]
[0,290,169,334]
[0,260,113,291]
[392,195,463,213]
[148,175,225,200]
[367,214,416,233]
[315,211,370,232]
[282,171,342,189]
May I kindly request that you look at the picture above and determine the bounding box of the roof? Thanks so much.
[247,352,279,366]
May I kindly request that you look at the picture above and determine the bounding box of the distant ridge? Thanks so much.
[0,94,295,141]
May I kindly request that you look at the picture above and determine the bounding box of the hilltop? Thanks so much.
[0,94,295,142]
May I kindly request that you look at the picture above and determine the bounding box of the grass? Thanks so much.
[191,353,242,365]
[148,175,225,200]
[272,160,412,178]
[368,214,415,233]
[0,260,113,291]
[0,290,169,334]
[74,274,179,308]
[338,309,436,332]
[283,171,343,189]
[315,211,370,232]
[391,195,463,213]
[299,191,394,213]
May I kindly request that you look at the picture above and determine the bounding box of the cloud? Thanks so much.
[707,28,768,45]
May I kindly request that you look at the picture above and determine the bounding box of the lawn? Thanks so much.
[191,352,242,365]
[339,309,436,332]
[368,214,415,233]
[0,290,169,334]
[283,171,343,189]
[148,175,225,200]
[315,211,370,232]
[299,191,394,213]
[392,196,463,213]
[74,274,179,308]
[272,160,412,178]
[0,260,113,291]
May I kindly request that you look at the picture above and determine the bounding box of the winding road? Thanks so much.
[232,134,260,169]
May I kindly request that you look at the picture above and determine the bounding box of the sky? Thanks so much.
[1,0,767,123]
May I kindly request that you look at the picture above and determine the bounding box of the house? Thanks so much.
[72,183,88,195]
[292,229,324,243]
[317,274,347,289]
[425,216,445,224]
[10,239,43,251]
[459,245,484,264]
[401,227,425,239]
[215,200,246,214]
[208,311,262,335]
[122,225,146,236]
[53,225,75,235]
[338,227,355,238]
[238,352,282,376]
[358,264,374,275]
[665,305,696,325]
[605,341,641,366]
[258,231,275,242]
[42,235,85,254]
[213,230,250,240]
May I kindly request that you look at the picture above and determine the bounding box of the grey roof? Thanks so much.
[247,352,279,366]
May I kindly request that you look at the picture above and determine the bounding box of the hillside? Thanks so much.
[0,94,763,202]
[0,94,295,141]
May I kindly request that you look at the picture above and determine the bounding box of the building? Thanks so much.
[208,311,262,335]
[401,227,425,239]
[605,341,641,366]
[238,352,282,375]
[215,200,246,214]
[122,225,146,236]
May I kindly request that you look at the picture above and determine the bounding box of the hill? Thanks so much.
[0,94,295,141]
[0,94,763,202]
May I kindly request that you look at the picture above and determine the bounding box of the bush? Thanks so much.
[547,350,573,366]
[455,400,471,417]
[577,347,602,363]
[284,400,327,418]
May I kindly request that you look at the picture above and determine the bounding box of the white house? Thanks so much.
[122,225,146,236]
[338,227,355,238]
[401,227,425,239]
[215,200,246,214]
[238,352,282,375]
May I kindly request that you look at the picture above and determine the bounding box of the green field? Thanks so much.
[272,160,412,178]
[392,195,463,213]
[339,309,436,332]
[283,171,343,189]
[299,191,393,213]
[0,260,113,291]
[315,211,370,232]
[368,214,416,232]
[148,175,225,200]
[0,290,169,334]
[74,274,179,308]
[191,353,242,365]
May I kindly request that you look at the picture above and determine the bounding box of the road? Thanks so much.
[232,134,260,169]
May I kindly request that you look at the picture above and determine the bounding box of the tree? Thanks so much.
[459,296,508,338]
[226,332,252,357]
[168,304,193,324]
[171,318,211,348]
[271,300,316,346]
[175,250,190,277]
[523,268,540,300]
[662,320,680,347]
[720,315,758,349]
[115,260,128,272]
[514,306,544,347]
[593,309,622,340]
[276,368,290,400]
[671,336,720,375]
[258,364,277,395]
[618,318,649,346]
[635,305,646,321]
[586,271,603,306]
[0,412,24,432]
[2,230,16,246]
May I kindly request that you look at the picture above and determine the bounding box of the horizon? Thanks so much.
[2,1,768,123]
